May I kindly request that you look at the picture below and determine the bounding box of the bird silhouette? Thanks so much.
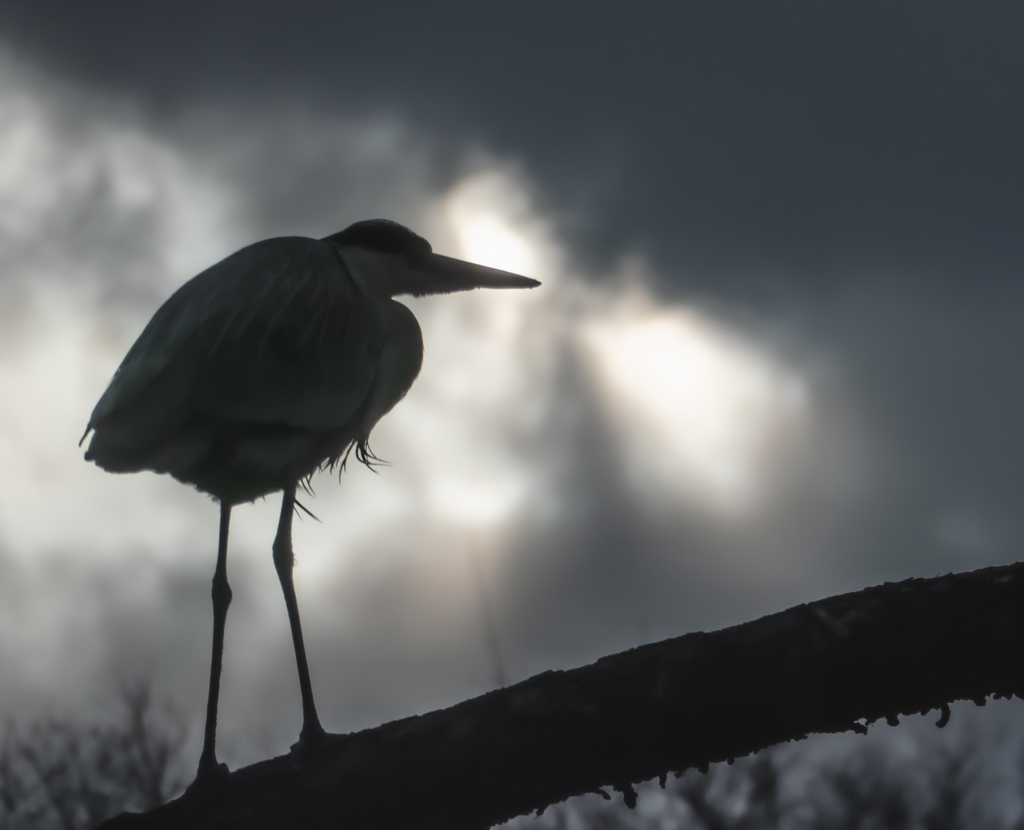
[81,219,539,783]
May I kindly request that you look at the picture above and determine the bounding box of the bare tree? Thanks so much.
[511,732,1002,830]
[0,682,186,830]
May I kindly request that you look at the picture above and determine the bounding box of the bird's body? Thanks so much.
[83,219,538,783]
[86,234,421,503]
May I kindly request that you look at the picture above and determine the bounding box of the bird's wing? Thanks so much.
[88,237,387,451]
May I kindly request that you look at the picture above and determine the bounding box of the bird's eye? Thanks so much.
[408,249,433,268]
[268,324,305,359]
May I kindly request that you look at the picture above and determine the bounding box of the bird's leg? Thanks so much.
[273,482,326,746]
[196,502,232,781]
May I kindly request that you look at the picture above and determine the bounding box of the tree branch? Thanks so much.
[99,560,1024,830]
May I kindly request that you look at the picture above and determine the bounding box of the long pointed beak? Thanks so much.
[403,253,540,297]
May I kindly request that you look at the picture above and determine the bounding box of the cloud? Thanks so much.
[6,35,1023,774]
[0,57,237,316]
[0,44,832,740]
[579,291,811,520]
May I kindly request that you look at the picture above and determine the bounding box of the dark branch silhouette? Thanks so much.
[98,559,1024,830]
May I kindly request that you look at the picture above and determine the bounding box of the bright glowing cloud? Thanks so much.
[0,62,242,566]
[0,61,238,299]
[444,170,554,279]
[369,170,561,532]
[580,294,811,518]
[436,167,815,523]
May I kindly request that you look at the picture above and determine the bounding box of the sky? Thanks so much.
[1,0,1023,788]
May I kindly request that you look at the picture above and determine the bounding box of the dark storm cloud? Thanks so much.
[3,2,1024,289]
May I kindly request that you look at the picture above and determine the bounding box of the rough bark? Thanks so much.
[99,560,1024,830]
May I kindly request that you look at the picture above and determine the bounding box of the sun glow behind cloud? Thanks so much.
[393,171,559,530]
[444,173,544,278]
[581,299,811,518]
[435,169,813,523]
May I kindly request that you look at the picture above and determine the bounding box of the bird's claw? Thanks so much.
[187,757,231,798]
[289,724,329,760]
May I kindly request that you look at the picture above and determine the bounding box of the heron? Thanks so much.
[81,219,539,782]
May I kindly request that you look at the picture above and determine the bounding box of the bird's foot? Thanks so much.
[187,755,231,797]
[289,722,329,760]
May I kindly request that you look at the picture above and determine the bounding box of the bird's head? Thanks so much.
[323,219,540,298]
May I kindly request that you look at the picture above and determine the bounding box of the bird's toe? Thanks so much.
[289,724,330,760]
[187,757,231,797]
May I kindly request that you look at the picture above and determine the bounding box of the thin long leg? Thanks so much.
[273,482,325,743]
[197,502,232,778]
